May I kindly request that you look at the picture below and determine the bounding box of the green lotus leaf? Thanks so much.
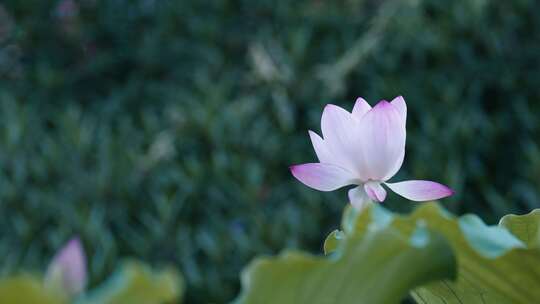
[0,275,66,304]
[322,229,342,255]
[499,209,540,248]
[401,205,540,304]
[77,260,183,304]
[402,206,538,303]
[323,204,392,255]
[324,202,540,304]
[235,220,456,304]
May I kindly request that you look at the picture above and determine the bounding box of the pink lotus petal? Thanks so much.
[381,96,407,180]
[290,163,356,191]
[320,104,361,172]
[382,149,405,182]
[46,237,87,296]
[385,180,454,201]
[352,97,371,119]
[308,130,334,164]
[391,96,407,126]
[348,186,370,210]
[382,96,407,181]
[357,100,406,181]
[364,182,387,202]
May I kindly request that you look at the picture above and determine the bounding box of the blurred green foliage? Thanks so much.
[0,0,539,302]
[78,260,183,304]
[0,260,183,304]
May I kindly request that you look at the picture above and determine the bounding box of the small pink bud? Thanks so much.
[45,237,87,297]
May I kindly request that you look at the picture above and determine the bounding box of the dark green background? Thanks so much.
[1,0,539,302]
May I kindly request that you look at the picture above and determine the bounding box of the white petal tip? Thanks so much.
[354,97,369,109]
[352,97,372,118]
[323,103,335,111]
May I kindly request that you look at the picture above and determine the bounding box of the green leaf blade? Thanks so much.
[0,275,66,304]
[499,209,540,248]
[77,260,183,304]
[235,222,456,304]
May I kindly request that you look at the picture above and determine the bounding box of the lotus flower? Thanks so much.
[290,96,453,209]
[45,237,87,297]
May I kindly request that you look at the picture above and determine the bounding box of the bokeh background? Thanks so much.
[1,0,539,302]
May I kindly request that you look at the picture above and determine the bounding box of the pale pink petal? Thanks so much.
[290,163,356,191]
[382,149,405,181]
[379,96,407,180]
[45,237,87,296]
[308,130,334,164]
[364,181,387,202]
[391,96,407,126]
[352,97,371,119]
[356,100,406,181]
[385,180,454,201]
[348,186,370,210]
[320,104,361,172]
